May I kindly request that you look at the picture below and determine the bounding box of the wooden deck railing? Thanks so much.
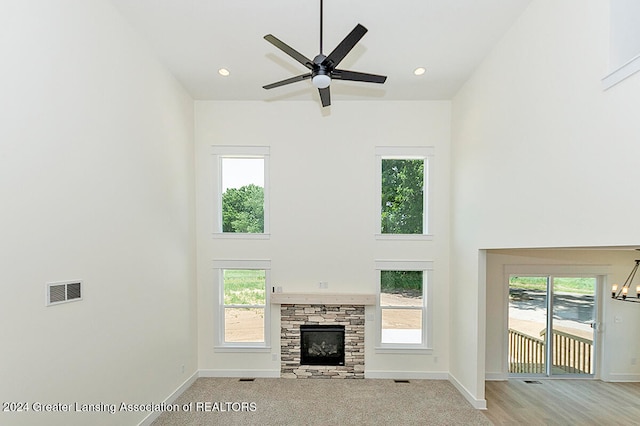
[508,328,593,375]
[509,328,545,374]
[540,328,593,374]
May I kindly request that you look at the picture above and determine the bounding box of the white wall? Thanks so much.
[451,0,640,405]
[195,100,451,377]
[0,1,196,425]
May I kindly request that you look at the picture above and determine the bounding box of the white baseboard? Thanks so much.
[448,373,487,410]
[138,371,199,426]
[602,373,640,382]
[198,369,280,378]
[485,372,508,381]
[364,370,448,380]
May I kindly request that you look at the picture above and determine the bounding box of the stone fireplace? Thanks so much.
[280,304,364,378]
[273,293,374,379]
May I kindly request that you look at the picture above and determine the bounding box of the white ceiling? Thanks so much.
[109,0,531,102]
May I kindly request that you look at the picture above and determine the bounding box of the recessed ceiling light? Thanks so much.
[413,67,426,76]
[218,68,230,77]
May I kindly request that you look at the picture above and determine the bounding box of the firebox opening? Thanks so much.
[300,324,345,366]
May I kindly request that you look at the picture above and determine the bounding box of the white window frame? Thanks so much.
[603,0,640,89]
[375,146,433,240]
[213,259,271,352]
[211,146,270,239]
[375,260,433,353]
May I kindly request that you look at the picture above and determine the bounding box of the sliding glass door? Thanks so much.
[550,277,596,375]
[508,275,596,376]
[508,276,548,374]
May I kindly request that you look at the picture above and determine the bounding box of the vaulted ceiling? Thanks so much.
[110,0,531,102]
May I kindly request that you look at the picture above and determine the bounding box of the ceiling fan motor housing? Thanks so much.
[312,54,331,88]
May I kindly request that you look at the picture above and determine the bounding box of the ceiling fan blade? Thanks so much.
[264,34,314,69]
[332,69,387,84]
[263,73,312,90]
[318,87,331,107]
[323,24,367,67]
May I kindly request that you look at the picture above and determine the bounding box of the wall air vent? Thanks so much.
[46,280,83,306]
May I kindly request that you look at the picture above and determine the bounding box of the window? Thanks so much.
[376,147,432,239]
[222,269,266,343]
[603,0,640,89]
[375,260,432,350]
[211,146,269,238]
[213,260,270,349]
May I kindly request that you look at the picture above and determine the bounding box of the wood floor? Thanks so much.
[483,379,640,425]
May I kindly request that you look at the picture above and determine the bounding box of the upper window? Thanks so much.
[212,146,269,238]
[375,260,432,351]
[604,0,640,89]
[213,260,270,350]
[376,147,432,239]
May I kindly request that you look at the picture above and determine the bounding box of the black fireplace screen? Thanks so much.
[300,324,345,366]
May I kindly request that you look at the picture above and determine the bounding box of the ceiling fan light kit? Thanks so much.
[312,74,331,89]
[262,0,387,107]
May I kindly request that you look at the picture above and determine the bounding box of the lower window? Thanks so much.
[376,260,431,349]
[216,264,269,348]
[381,271,423,344]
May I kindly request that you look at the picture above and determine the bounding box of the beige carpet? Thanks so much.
[151,377,492,425]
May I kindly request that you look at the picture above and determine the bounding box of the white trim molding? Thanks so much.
[212,259,272,350]
[605,0,640,90]
[137,371,199,426]
[485,372,508,381]
[365,370,448,380]
[448,373,487,410]
[270,292,376,305]
[198,369,280,378]
[375,146,434,238]
[602,54,640,90]
[603,373,640,382]
[374,260,434,351]
[212,259,272,270]
[211,145,270,237]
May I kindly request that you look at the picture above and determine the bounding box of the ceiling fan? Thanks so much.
[262,0,387,107]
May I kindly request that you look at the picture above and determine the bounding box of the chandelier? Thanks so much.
[611,259,640,302]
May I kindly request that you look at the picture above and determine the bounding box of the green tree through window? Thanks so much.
[381,270,423,294]
[222,184,264,233]
[381,159,424,234]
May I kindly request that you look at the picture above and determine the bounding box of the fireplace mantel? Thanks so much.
[270,292,376,306]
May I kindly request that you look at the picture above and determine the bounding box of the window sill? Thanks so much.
[212,233,270,240]
[375,233,433,241]
[603,53,640,90]
[375,346,432,355]
[214,345,271,353]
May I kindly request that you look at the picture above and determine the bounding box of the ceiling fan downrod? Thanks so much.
[319,0,323,55]
[313,0,330,90]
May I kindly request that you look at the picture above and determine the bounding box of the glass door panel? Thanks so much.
[551,277,596,375]
[508,276,548,374]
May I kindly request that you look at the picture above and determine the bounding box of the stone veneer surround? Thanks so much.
[280,304,365,379]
